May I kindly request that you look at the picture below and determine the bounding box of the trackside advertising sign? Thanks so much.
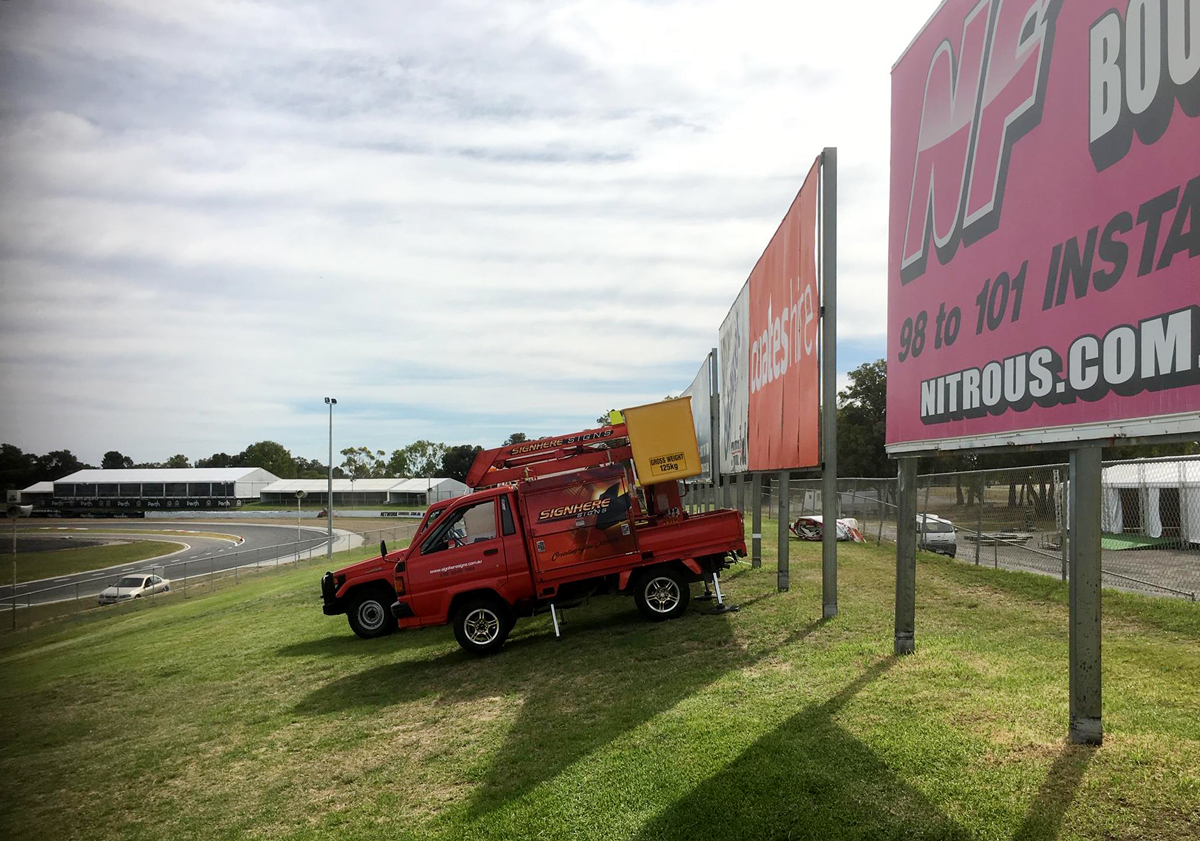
[887,0,1200,453]
[681,353,715,481]
[747,158,822,470]
[718,280,751,474]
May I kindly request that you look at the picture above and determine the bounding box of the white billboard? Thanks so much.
[681,353,714,481]
[718,280,750,474]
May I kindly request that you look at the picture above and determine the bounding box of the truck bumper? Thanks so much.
[390,600,415,619]
[320,572,344,616]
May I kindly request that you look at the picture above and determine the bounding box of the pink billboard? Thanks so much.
[887,0,1200,453]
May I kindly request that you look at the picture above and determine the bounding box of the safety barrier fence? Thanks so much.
[685,455,1199,601]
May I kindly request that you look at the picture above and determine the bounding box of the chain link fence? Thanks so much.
[689,455,1200,601]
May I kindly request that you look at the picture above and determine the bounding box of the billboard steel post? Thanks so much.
[1069,446,1103,745]
[777,471,790,591]
[821,146,838,620]
[895,458,917,656]
[736,474,745,516]
[751,473,762,568]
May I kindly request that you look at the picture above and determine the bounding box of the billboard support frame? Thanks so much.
[1068,445,1103,745]
[777,470,790,592]
[895,458,917,655]
[821,146,839,620]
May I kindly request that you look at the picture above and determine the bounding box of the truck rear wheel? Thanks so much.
[347,589,395,639]
[452,597,511,656]
[634,566,690,621]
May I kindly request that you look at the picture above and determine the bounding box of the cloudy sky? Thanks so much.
[0,0,941,467]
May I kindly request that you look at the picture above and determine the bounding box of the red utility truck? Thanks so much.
[320,410,746,654]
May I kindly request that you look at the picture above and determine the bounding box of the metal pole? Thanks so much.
[751,473,762,568]
[296,495,301,564]
[1059,467,1069,582]
[325,396,337,558]
[821,145,838,620]
[736,474,745,517]
[1068,446,1103,745]
[976,472,984,565]
[877,482,885,546]
[896,458,917,655]
[921,479,931,554]
[11,518,16,631]
[777,470,790,592]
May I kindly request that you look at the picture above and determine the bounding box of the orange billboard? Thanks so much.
[747,158,820,470]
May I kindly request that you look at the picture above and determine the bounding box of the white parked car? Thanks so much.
[917,515,958,558]
[98,574,171,605]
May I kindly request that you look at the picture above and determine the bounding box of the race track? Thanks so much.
[2,521,351,608]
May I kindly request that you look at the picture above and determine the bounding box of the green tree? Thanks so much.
[441,445,484,483]
[0,444,37,491]
[400,440,447,478]
[195,452,238,468]
[294,457,328,479]
[340,446,386,479]
[385,449,411,477]
[35,449,89,481]
[101,451,134,470]
[836,360,888,478]
[163,454,191,469]
[238,441,296,478]
[503,433,527,446]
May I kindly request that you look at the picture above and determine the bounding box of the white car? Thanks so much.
[918,515,958,557]
[98,574,171,605]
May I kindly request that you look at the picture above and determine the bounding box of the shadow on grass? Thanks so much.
[632,657,974,841]
[295,598,828,820]
[1011,744,1094,841]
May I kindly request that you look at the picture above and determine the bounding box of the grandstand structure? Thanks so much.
[258,477,468,507]
[46,467,279,514]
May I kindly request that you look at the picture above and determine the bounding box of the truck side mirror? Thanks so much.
[380,539,387,558]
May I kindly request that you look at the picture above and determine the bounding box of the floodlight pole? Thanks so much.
[821,145,839,620]
[325,397,337,558]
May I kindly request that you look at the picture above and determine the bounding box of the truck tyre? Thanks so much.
[347,589,395,639]
[452,597,511,656]
[633,566,690,621]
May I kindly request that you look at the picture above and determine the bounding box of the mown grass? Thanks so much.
[0,522,1197,840]
[9,540,185,583]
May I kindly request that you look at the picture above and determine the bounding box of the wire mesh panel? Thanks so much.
[718,457,1198,601]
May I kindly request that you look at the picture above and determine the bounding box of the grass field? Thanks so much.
[8,539,185,584]
[1,523,1197,840]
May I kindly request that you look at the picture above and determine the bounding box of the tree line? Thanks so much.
[0,433,532,490]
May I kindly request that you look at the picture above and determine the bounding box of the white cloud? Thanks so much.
[0,0,940,464]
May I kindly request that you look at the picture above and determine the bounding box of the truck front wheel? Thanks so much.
[347,589,395,639]
[453,597,511,656]
[634,566,690,621]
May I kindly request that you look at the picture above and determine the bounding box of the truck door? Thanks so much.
[407,496,507,625]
